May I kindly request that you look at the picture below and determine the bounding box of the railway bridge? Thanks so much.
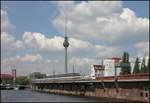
[31,73,149,102]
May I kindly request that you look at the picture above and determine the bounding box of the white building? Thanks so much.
[91,57,122,77]
[91,56,149,78]
[103,58,122,76]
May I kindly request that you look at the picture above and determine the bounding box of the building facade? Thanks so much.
[93,65,105,77]
[103,58,122,76]
[92,57,122,77]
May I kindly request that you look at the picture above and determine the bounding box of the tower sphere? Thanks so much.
[63,37,69,47]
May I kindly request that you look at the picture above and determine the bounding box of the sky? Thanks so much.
[1,1,149,76]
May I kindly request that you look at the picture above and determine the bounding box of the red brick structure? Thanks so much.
[0,73,13,84]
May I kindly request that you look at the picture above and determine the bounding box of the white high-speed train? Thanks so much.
[32,65,96,83]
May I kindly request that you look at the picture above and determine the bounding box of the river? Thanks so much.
[1,90,112,102]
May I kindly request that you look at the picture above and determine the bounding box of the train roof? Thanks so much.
[46,73,81,78]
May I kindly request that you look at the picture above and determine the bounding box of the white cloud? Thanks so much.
[1,2,149,76]
[1,32,24,50]
[3,54,43,63]
[1,54,65,76]
[53,1,149,63]
[53,1,122,40]
[120,8,136,21]
[19,54,43,62]
[1,30,123,76]
[69,57,98,75]
[14,40,24,49]
[1,9,15,32]
[22,31,119,57]
[70,57,96,66]
[1,32,15,44]
[22,32,93,53]
[1,10,23,56]
[2,30,121,75]
[22,32,64,51]
[54,1,149,46]
[68,37,92,52]
[134,41,149,56]
[95,45,118,57]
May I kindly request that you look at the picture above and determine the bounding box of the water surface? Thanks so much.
[1,90,106,102]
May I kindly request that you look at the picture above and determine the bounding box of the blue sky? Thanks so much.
[1,1,59,38]
[123,1,149,18]
[1,1,149,76]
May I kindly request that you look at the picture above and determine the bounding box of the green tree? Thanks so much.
[15,76,31,85]
[133,57,140,74]
[146,57,149,73]
[120,52,131,75]
[140,57,147,73]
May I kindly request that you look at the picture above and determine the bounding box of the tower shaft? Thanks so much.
[63,36,69,74]
[65,47,68,74]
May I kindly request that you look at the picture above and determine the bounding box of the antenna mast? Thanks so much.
[64,13,68,37]
[63,11,69,74]
[73,64,75,73]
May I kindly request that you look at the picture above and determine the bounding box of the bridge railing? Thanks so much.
[96,73,149,80]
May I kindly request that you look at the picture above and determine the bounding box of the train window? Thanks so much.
[140,92,143,97]
[145,87,148,91]
[145,93,148,97]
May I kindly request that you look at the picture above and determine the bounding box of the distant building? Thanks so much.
[93,65,105,77]
[0,74,13,84]
[29,72,46,79]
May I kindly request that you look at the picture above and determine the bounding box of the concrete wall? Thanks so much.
[32,84,149,102]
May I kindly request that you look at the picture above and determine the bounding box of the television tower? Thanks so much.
[63,13,69,74]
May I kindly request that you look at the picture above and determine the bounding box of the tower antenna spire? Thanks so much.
[64,12,68,37]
